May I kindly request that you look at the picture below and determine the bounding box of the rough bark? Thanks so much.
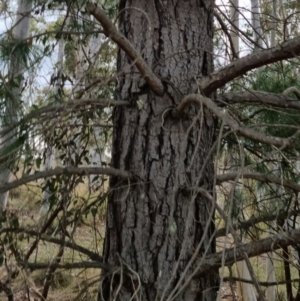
[99,1,218,301]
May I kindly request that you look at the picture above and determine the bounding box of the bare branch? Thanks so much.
[0,167,133,193]
[86,2,164,95]
[283,87,300,100]
[214,11,238,60]
[0,227,104,263]
[200,35,300,95]
[217,90,300,110]
[196,227,300,275]
[222,277,300,287]
[217,171,300,192]
[215,6,263,50]
[172,94,294,148]
[216,208,300,238]
[18,261,116,271]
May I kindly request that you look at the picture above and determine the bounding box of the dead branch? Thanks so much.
[214,11,238,60]
[222,277,300,287]
[215,6,263,50]
[283,87,300,100]
[86,2,164,95]
[200,35,300,95]
[0,167,133,194]
[172,94,294,148]
[217,171,300,193]
[18,261,115,270]
[216,208,300,238]
[217,90,300,110]
[0,227,104,263]
[196,227,300,275]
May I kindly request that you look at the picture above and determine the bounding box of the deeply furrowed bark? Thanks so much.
[100,1,218,301]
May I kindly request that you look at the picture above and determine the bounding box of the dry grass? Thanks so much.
[0,175,107,301]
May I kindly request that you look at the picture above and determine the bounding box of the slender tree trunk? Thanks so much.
[251,0,263,49]
[236,260,257,301]
[270,0,277,47]
[265,242,276,301]
[282,245,293,301]
[100,1,218,301]
[230,0,239,59]
[0,0,32,217]
[39,37,65,221]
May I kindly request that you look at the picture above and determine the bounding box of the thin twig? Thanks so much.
[0,166,133,194]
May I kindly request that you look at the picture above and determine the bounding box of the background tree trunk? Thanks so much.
[0,0,32,217]
[230,0,239,59]
[101,1,219,301]
[251,0,264,49]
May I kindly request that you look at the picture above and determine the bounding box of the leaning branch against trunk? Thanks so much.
[217,90,300,110]
[86,2,164,95]
[172,94,294,148]
[217,171,300,193]
[0,167,133,194]
[200,35,300,95]
[196,227,300,275]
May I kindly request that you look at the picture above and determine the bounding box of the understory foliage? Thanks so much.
[0,0,300,301]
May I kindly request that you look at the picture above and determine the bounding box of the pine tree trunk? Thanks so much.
[100,1,219,301]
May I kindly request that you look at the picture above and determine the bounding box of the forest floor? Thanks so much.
[0,182,295,301]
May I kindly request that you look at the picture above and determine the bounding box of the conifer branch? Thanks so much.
[0,99,130,137]
[200,35,300,95]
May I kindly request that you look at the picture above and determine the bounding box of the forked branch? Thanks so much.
[172,94,294,148]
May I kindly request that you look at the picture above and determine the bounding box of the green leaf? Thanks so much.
[36,157,42,169]
[91,207,97,217]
